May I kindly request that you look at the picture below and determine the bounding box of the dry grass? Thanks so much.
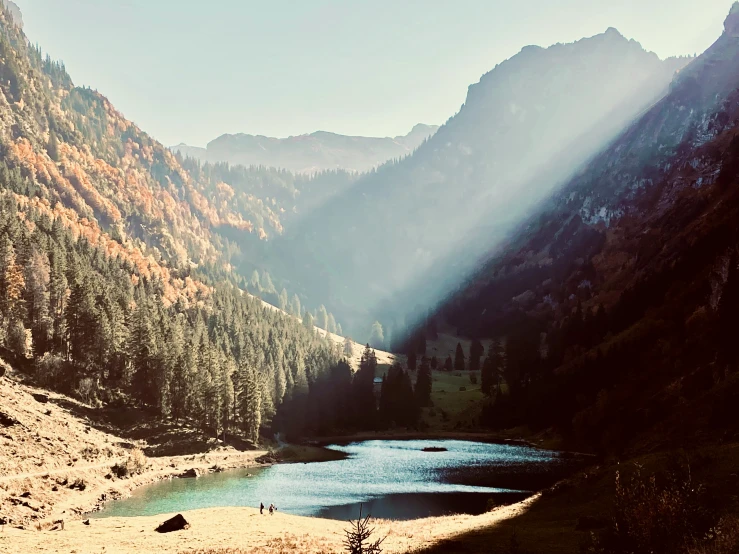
[0,496,540,554]
[0,374,267,527]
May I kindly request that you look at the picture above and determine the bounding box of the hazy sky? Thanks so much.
[16,0,732,147]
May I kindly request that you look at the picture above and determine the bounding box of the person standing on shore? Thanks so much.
[260,502,264,514]
[269,503,274,515]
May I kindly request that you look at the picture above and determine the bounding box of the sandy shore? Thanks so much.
[0,494,540,554]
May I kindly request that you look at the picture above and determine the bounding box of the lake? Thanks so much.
[95,439,576,521]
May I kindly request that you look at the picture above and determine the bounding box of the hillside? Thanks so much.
[172,123,439,174]
[0,2,395,456]
[437,4,739,454]
[260,29,693,340]
[0,366,267,527]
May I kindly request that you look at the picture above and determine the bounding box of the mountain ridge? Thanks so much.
[261,27,693,339]
[171,123,439,174]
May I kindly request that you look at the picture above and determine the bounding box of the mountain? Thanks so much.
[263,29,693,339]
[437,3,739,453]
[171,123,439,174]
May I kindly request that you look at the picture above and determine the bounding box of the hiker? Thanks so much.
[260,502,264,515]
[269,503,274,515]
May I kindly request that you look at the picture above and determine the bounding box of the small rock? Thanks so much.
[82,519,90,526]
[31,393,49,404]
[178,468,200,478]
[20,491,31,498]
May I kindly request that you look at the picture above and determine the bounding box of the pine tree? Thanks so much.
[303,310,314,330]
[0,237,26,325]
[469,339,484,372]
[369,321,384,349]
[47,130,59,162]
[444,355,453,372]
[327,313,337,334]
[343,336,354,357]
[290,294,301,317]
[250,270,260,292]
[278,288,288,311]
[454,342,466,372]
[415,356,432,407]
[318,304,329,330]
[407,351,417,371]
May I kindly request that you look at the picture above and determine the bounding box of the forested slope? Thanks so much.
[0,6,347,442]
[440,4,739,454]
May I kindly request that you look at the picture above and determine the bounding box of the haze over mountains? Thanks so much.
[171,123,439,174]
[261,29,693,338]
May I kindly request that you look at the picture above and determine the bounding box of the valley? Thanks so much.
[2,1,739,553]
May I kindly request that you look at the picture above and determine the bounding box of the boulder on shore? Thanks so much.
[178,468,201,478]
[155,514,189,533]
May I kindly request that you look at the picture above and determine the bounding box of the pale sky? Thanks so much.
[16,0,732,147]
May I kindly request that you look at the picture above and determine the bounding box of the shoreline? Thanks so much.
[0,493,543,554]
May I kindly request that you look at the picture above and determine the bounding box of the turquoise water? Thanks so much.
[95,440,571,521]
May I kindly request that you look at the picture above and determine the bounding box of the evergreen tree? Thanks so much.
[303,310,314,330]
[317,304,329,331]
[369,321,384,349]
[407,350,417,371]
[415,356,432,407]
[278,288,288,311]
[444,355,453,372]
[250,270,260,291]
[343,336,354,357]
[47,130,59,162]
[454,342,466,372]
[290,294,301,317]
[469,339,484,372]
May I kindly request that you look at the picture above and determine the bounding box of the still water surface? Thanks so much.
[96,440,571,520]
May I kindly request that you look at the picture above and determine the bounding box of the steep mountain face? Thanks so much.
[269,30,692,338]
[172,123,439,174]
[441,5,739,452]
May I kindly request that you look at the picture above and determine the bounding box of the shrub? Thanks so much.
[582,463,719,554]
[343,505,384,554]
[469,372,478,384]
[35,353,65,386]
[111,447,147,478]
